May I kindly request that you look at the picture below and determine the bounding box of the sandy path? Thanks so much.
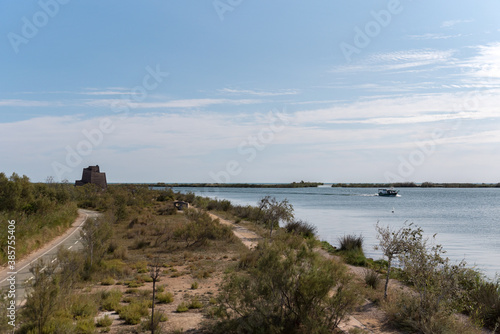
[207,213,260,249]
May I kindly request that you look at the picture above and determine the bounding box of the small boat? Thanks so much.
[378,188,399,197]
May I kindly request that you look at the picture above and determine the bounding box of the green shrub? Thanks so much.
[320,240,336,254]
[44,316,75,334]
[384,292,481,334]
[117,300,149,325]
[342,249,367,266]
[125,280,144,288]
[112,246,128,260]
[75,317,95,334]
[363,269,380,289]
[284,220,317,238]
[157,292,174,304]
[137,274,154,283]
[214,236,359,333]
[96,315,113,327]
[469,281,500,330]
[70,297,98,319]
[189,297,203,309]
[174,210,234,248]
[338,234,363,251]
[191,281,199,290]
[176,302,189,313]
[101,289,122,311]
[101,277,115,286]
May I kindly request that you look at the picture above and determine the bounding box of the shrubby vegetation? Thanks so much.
[5,173,500,333]
[155,181,324,188]
[0,173,78,264]
[212,234,359,334]
[376,222,500,333]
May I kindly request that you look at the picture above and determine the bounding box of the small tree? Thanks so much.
[149,257,162,334]
[374,221,418,299]
[80,216,112,268]
[258,196,294,238]
[378,223,473,332]
[22,259,60,334]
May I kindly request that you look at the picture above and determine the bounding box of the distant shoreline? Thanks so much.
[150,181,500,188]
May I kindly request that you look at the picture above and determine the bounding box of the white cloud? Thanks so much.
[331,49,456,73]
[219,88,299,96]
[408,33,464,40]
[462,43,500,79]
[0,99,63,107]
[84,98,261,109]
[441,19,474,28]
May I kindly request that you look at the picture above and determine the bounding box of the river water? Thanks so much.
[173,186,500,279]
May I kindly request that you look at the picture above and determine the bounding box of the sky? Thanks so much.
[1,0,500,183]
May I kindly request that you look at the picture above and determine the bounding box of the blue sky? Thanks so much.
[1,0,500,183]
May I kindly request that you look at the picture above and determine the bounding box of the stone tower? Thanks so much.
[75,165,107,189]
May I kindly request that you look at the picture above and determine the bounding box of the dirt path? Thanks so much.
[208,213,260,249]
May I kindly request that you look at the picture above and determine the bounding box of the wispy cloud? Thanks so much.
[331,49,456,73]
[0,99,64,107]
[85,98,261,109]
[78,90,132,96]
[0,97,262,109]
[218,88,299,96]
[441,19,474,28]
[408,33,464,40]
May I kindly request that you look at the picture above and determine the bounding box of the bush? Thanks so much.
[101,289,122,311]
[320,240,336,254]
[469,281,500,330]
[364,269,380,289]
[70,297,98,319]
[101,277,115,285]
[96,315,113,327]
[338,234,363,251]
[157,292,174,304]
[189,297,203,309]
[75,317,95,334]
[384,292,481,334]
[231,205,261,221]
[176,302,189,313]
[174,209,234,248]
[117,300,149,325]
[284,220,317,238]
[214,236,358,333]
[191,281,199,290]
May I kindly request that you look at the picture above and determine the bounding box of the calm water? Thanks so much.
[173,186,500,278]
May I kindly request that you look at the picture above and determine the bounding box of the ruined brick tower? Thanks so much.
[75,165,107,189]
